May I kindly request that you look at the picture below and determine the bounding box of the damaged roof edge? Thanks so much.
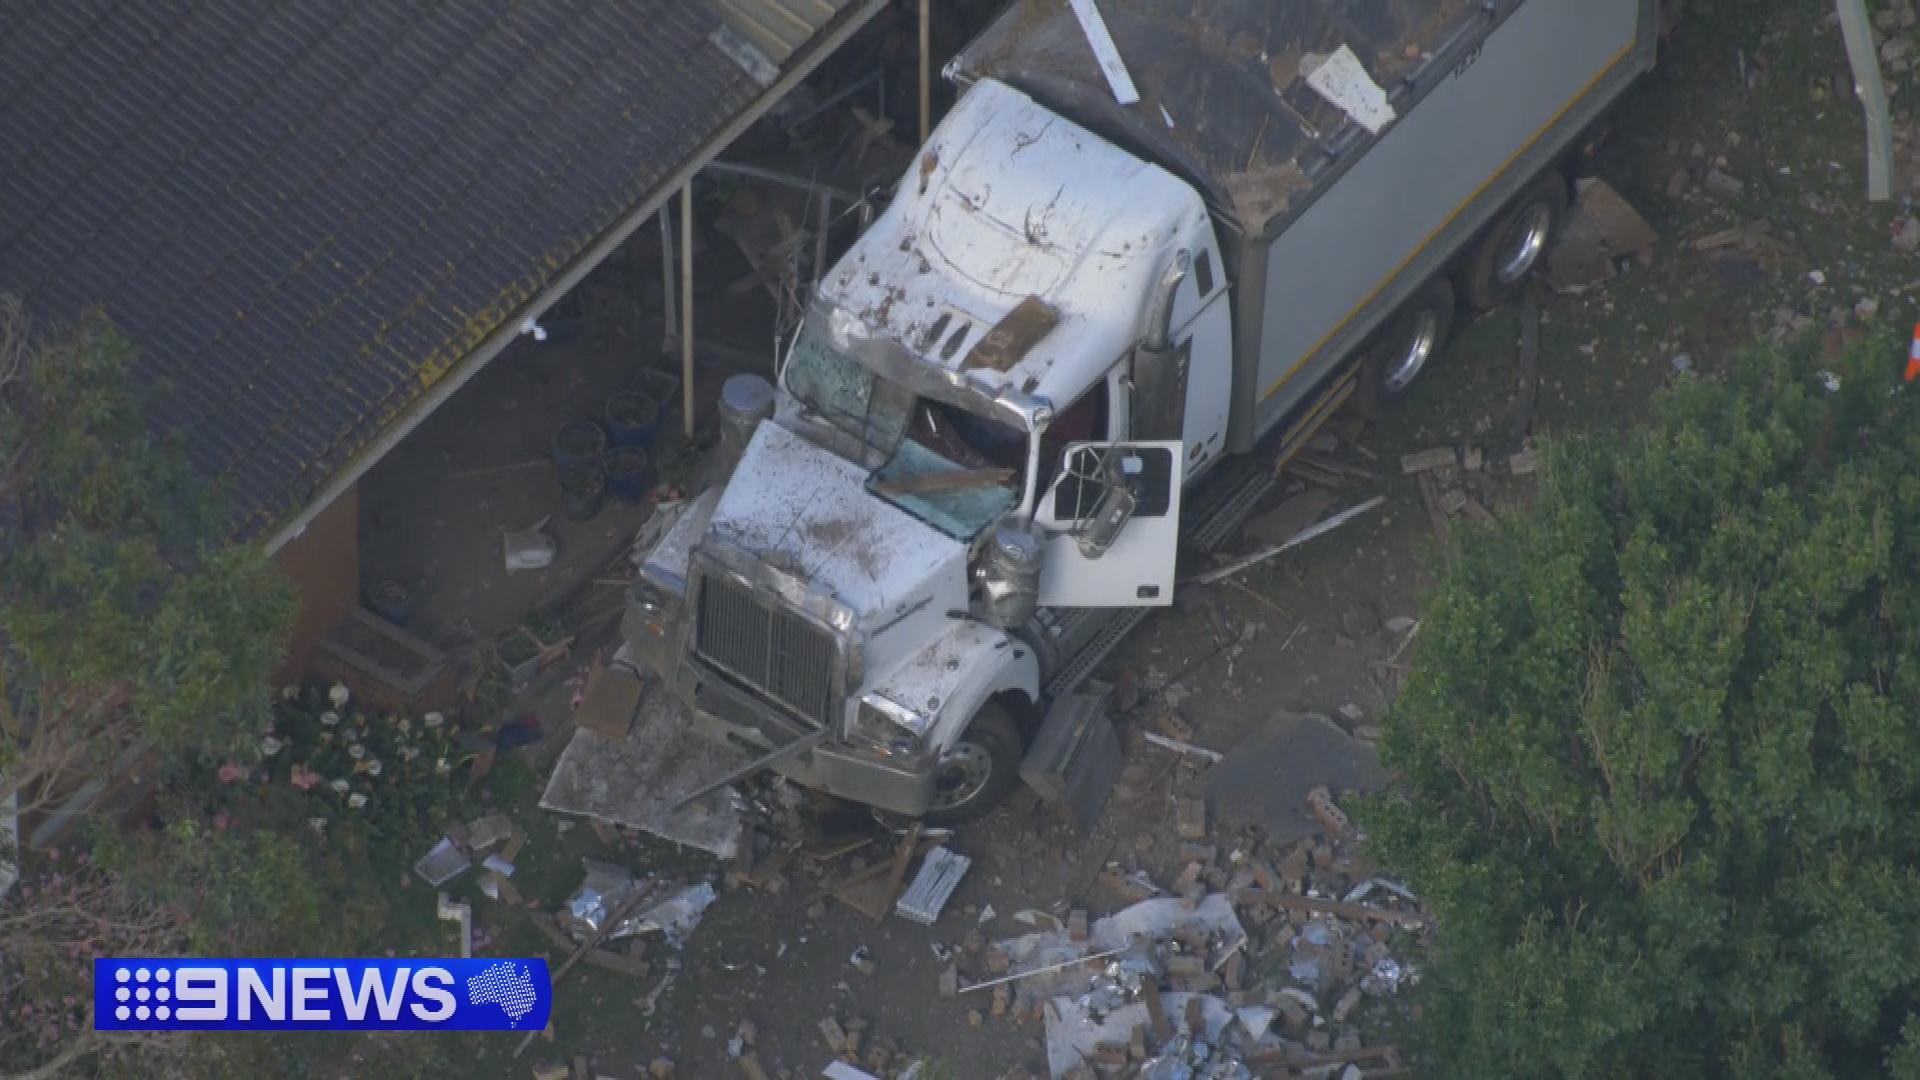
[951,0,1512,242]
[263,0,891,555]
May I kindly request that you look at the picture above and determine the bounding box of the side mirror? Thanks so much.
[1076,454,1142,559]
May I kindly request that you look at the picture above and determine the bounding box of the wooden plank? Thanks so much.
[1459,497,1499,527]
[1399,447,1457,474]
[874,823,923,925]
[581,948,652,978]
[1415,473,1450,545]
[1294,452,1375,480]
[872,467,1013,497]
[964,295,1060,372]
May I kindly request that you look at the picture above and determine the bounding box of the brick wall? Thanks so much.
[271,483,360,684]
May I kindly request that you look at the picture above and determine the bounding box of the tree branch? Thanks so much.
[0,1032,100,1080]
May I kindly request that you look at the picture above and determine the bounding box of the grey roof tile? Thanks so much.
[0,0,844,537]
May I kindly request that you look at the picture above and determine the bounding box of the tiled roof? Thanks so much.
[0,0,864,539]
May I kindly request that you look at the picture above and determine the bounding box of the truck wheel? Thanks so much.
[1460,176,1568,310]
[1365,278,1456,400]
[924,701,1022,825]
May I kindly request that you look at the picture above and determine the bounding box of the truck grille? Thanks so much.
[694,574,839,728]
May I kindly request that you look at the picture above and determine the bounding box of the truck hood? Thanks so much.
[702,421,968,637]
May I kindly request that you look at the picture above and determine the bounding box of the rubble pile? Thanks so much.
[943,786,1423,1080]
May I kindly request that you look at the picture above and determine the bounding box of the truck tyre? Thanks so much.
[1362,278,1456,403]
[1460,176,1568,310]
[924,700,1023,825]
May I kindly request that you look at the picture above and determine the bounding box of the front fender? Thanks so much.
[867,621,1040,752]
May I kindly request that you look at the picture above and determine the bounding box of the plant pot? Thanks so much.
[604,390,661,447]
[496,629,543,685]
[365,578,413,626]
[559,466,606,521]
[603,445,653,502]
[551,419,607,474]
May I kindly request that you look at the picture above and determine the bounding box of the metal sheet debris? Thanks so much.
[560,861,716,948]
[994,894,1247,1007]
[413,837,471,886]
[1046,991,1243,1080]
[896,846,971,924]
[541,691,748,859]
[1304,45,1396,135]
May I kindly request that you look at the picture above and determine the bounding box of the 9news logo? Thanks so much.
[94,958,552,1032]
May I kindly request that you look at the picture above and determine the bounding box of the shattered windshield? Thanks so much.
[786,322,915,455]
[786,321,1024,540]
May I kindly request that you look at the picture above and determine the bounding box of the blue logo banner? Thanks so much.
[94,958,552,1032]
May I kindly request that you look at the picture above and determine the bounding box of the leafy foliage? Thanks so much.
[1360,333,1920,1078]
[0,298,296,815]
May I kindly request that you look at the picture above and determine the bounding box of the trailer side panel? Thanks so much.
[1248,0,1648,443]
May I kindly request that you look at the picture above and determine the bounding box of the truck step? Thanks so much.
[1182,461,1276,555]
[1044,607,1150,698]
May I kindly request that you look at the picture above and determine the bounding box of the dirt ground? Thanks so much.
[364,1,1920,1077]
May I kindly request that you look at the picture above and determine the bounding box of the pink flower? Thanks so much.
[213,812,231,831]
[217,763,250,784]
[290,765,321,791]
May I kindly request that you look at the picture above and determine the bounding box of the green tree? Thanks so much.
[1361,333,1920,1078]
[0,296,297,1079]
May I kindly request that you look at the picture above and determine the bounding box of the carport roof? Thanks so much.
[0,0,877,543]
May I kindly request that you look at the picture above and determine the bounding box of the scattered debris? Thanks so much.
[1139,731,1224,763]
[436,893,472,959]
[1543,178,1658,290]
[897,847,973,925]
[1704,169,1745,199]
[1893,215,1920,253]
[1305,44,1396,134]
[559,861,714,947]
[1398,447,1457,474]
[414,836,471,886]
[504,516,558,571]
[1189,497,1386,586]
[1065,0,1140,106]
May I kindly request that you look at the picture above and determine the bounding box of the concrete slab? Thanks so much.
[540,688,747,859]
[1201,712,1388,848]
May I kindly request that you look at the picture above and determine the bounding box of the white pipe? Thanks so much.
[1835,0,1894,201]
[437,892,472,959]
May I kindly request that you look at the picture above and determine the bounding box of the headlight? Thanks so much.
[632,582,668,616]
[849,694,933,759]
[630,581,672,637]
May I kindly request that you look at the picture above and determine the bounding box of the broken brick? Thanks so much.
[1165,954,1204,977]
[1178,842,1217,865]
[1172,862,1205,892]
[1176,798,1208,840]
[1068,908,1089,942]
[1306,785,1351,836]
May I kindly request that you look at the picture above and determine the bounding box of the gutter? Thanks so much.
[264,0,891,555]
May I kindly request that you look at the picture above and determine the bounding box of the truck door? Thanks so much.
[1032,441,1185,607]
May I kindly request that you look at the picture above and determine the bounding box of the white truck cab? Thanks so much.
[625,0,1659,822]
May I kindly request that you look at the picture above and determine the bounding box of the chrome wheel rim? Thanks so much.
[1383,310,1440,393]
[1495,203,1555,285]
[930,741,993,811]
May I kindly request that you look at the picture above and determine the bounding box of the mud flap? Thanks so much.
[1018,682,1122,833]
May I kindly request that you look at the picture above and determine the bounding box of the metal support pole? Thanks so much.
[658,204,677,348]
[1836,0,1894,201]
[919,0,931,144]
[681,183,695,439]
